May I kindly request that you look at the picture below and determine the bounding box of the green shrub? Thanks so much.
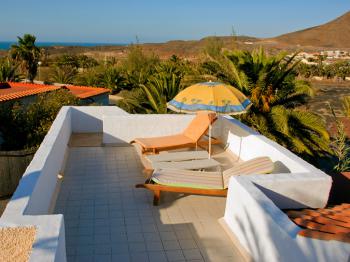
[0,89,79,150]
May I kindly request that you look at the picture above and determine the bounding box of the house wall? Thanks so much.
[81,93,109,105]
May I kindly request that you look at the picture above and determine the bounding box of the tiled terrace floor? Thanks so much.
[54,139,244,262]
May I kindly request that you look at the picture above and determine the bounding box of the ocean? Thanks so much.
[0,41,127,50]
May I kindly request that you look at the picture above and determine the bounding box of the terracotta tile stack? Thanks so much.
[286,203,350,243]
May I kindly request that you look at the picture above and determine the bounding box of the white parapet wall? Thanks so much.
[0,106,72,262]
[223,176,350,262]
[0,106,129,261]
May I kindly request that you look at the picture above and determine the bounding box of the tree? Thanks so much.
[10,34,41,82]
[202,48,329,159]
[55,54,98,70]
[55,54,80,68]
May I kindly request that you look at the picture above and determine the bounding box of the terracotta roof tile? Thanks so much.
[0,82,110,102]
[286,204,350,243]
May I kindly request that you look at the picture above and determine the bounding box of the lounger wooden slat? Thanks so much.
[146,151,209,162]
[151,158,221,170]
[135,183,228,205]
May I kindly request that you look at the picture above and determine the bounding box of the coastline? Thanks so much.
[0,41,127,51]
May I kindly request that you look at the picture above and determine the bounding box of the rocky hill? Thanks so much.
[268,11,350,48]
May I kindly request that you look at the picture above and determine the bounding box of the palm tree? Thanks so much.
[99,66,127,93]
[117,62,184,114]
[10,34,41,82]
[202,48,330,159]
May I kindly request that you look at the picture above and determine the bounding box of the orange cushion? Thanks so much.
[134,134,194,150]
[182,112,217,141]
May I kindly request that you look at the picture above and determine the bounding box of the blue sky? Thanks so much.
[1,0,349,43]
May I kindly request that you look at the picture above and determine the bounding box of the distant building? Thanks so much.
[320,50,350,60]
[0,82,110,105]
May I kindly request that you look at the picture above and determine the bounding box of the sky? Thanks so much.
[1,0,349,43]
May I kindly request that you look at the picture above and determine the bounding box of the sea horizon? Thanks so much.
[0,41,128,50]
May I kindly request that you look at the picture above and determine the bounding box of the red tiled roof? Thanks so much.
[0,82,60,102]
[286,203,350,243]
[64,85,110,99]
[0,82,109,102]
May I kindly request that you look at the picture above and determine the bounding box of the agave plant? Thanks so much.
[202,47,329,158]
[0,59,21,82]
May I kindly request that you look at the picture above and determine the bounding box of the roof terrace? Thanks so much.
[56,137,241,261]
[0,106,343,261]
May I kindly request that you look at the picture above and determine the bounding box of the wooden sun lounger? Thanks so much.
[130,112,219,154]
[136,157,274,205]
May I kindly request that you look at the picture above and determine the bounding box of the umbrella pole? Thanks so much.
[208,123,212,159]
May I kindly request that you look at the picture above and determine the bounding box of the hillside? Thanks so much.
[42,35,259,61]
[268,11,350,48]
[1,11,349,61]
